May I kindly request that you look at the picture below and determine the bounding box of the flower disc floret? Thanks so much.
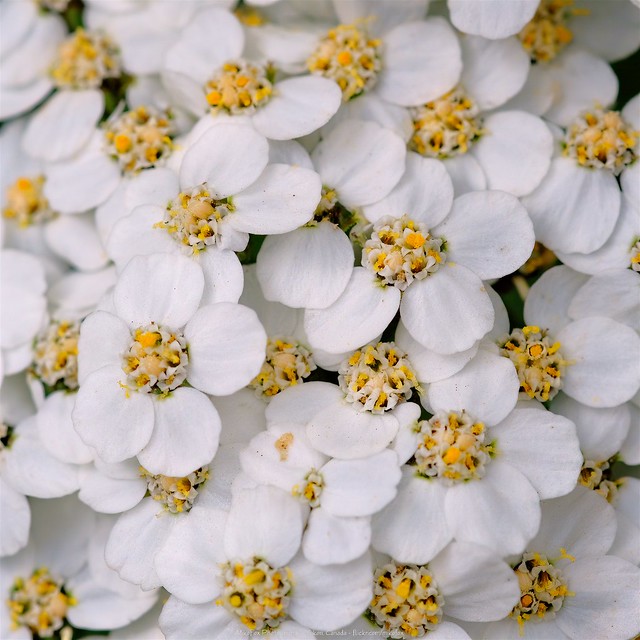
[50,28,121,90]
[104,106,174,174]
[579,459,620,502]
[631,239,640,272]
[414,411,493,484]
[499,326,567,402]
[510,553,572,629]
[156,185,235,254]
[217,558,292,631]
[0,423,15,455]
[291,469,324,507]
[249,337,316,399]
[3,176,56,228]
[307,23,382,102]
[368,562,444,639]
[204,60,273,115]
[339,342,419,413]
[31,320,80,392]
[563,107,638,175]
[140,466,209,514]
[363,216,445,291]
[8,568,76,638]
[518,0,583,63]
[409,87,483,159]
[122,324,188,394]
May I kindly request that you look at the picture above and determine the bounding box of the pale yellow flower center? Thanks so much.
[3,176,56,228]
[631,239,640,272]
[291,469,324,508]
[139,466,209,514]
[31,320,80,392]
[579,459,620,502]
[204,60,273,114]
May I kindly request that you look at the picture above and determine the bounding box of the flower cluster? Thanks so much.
[1,1,639,640]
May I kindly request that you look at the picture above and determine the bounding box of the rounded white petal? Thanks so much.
[252,76,341,140]
[73,365,154,463]
[256,223,354,310]
[471,111,553,197]
[137,388,220,477]
[400,265,494,354]
[114,253,204,330]
[44,213,108,270]
[229,164,321,234]
[443,153,487,197]
[78,465,147,514]
[159,597,238,640]
[198,247,244,306]
[312,119,406,208]
[224,485,304,568]
[448,0,538,39]
[22,90,104,162]
[428,349,520,426]
[522,157,621,254]
[434,190,535,279]
[0,479,30,558]
[377,18,462,106]
[304,267,401,354]
[184,303,267,396]
[266,381,344,427]
[558,317,640,408]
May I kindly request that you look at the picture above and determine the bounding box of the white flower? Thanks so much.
[72,252,267,475]
[106,123,322,305]
[305,157,535,355]
[479,486,640,640]
[522,96,639,255]
[162,7,342,140]
[156,484,373,637]
[372,364,582,560]
[256,118,406,310]
[448,0,539,39]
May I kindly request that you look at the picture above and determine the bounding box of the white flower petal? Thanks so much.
[0,479,30,558]
[256,223,354,309]
[0,79,54,122]
[400,265,494,354]
[372,471,451,563]
[137,388,220,477]
[302,509,371,566]
[78,464,147,514]
[179,123,269,198]
[73,365,154,463]
[159,597,237,640]
[44,213,108,270]
[448,0,538,39]
[428,350,520,426]
[288,552,373,631]
[434,190,535,279]
[252,76,341,140]
[224,485,304,568]
[114,253,204,330]
[266,381,344,427]
[490,407,582,499]
[22,90,104,162]
[304,267,400,354]
[376,18,462,106]
[321,449,401,517]
[155,506,226,604]
[471,111,553,197]
[184,302,266,396]
[363,153,453,227]
[445,461,541,555]
[198,247,244,305]
[229,164,321,234]
[522,157,621,254]
[442,154,487,197]
[558,317,640,408]
[312,119,406,208]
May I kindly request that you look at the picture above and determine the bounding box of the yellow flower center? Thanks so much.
[3,175,56,228]
[363,215,446,290]
[631,239,640,272]
[50,28,121,90]
[121,323,189,395]
[249,337,316,399]
[8,568,76,638]
[139,466,209,514]
[415,411,493,484]
[31,320,80,392]
[368,563,445,638]
[204,59,273,114]
[510,552,573,630]
[291,469,324,508]
[518,0,589,63]
[409,87,484,159]
[104,106,174,174]
[233,6,266,27]
[339,342,419,413]
[499,326,567,402]
[563,107,638,175]
[216,559,292,631]
[307,23,382,101]
[579,458,620,502]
